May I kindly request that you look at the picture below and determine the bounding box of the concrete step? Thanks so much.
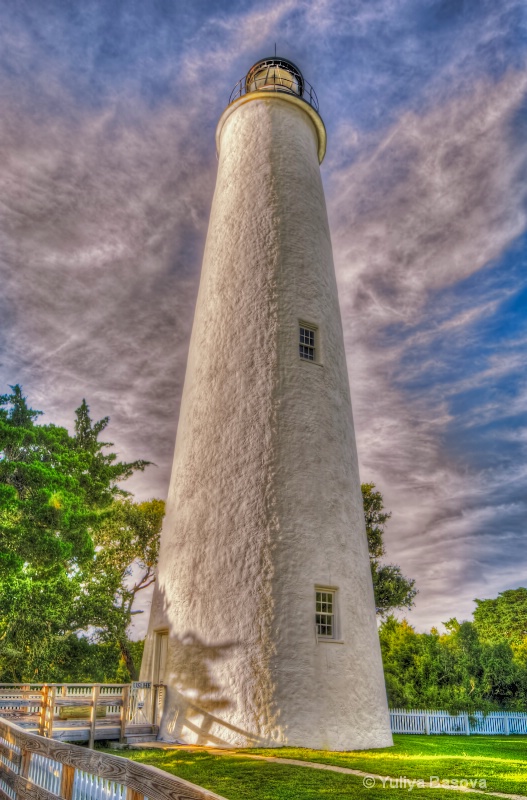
[124,734,158,744]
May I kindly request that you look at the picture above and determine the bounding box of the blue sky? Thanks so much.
[1,0,526,634]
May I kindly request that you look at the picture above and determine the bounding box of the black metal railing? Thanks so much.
[229,74,319,112]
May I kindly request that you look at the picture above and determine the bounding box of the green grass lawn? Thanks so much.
[107,735,527,800]
[249,734,527,794]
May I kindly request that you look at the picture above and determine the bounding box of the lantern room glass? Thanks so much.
[245,58,304,100]
[247,64,301,95]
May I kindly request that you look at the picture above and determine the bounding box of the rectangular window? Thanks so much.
[299,324,316,361]
[316,589,336,638]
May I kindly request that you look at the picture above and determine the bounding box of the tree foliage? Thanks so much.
[473,588,527,646]
[78,498,164,679]
[361,482,417,617]
[379,615,527,712]
[0,385,160,682]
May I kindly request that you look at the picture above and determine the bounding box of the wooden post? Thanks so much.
[60,765,75,800]
[59,685,67,727]
[39,685,49,736]
[47,685,57,740]
[504,713,510,735]
[126,788,143,800]
[20,747,31,779]
[89,685,100,749]
[120,685,130,743]
[21,684,30,717]
[15,745,32,800]
[465,713,470,735]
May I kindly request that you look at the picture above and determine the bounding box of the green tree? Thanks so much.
[473,588,527,646]
[0,385,150,681]
[379,615,526,712]
[361,482,417,616]
[76,498,164,680]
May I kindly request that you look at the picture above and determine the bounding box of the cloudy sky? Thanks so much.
[1,0,526,635]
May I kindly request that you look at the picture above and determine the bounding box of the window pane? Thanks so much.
[315,589,336,638]
[299,326,316,361]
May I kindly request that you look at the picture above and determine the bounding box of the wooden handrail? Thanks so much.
[0,684,158,744]
[0,684,130,692]
[0,716,226,800]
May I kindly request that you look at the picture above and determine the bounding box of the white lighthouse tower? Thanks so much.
[140,57,392,751]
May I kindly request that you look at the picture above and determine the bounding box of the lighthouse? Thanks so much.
[140,57,392,751]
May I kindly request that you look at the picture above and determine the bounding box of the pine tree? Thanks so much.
[0,386,152,681]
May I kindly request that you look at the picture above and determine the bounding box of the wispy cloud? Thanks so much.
[0,0,526,632]
[327,69,527,628]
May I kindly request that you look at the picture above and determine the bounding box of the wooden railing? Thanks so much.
[40,685,131,747]
[0,685,163,746]
[0,715,226,800]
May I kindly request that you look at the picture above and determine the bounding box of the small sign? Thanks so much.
[132,681,151,689]
[137,702,144,709]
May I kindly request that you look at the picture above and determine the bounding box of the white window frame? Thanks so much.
[315,586,339,641]
[299,321,318,363]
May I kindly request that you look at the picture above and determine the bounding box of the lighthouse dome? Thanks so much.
[245,57,304,98]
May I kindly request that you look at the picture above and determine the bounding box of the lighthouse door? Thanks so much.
[154,631,168,684]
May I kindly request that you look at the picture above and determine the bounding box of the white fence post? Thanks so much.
[503,713,510,735]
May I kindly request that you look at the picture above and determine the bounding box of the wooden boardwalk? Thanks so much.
[0,684,160,747]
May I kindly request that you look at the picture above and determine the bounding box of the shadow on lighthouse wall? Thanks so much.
[153,588,270,746]
[159,633,271,746]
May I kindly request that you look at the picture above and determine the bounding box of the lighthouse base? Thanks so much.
[141,625,393,751]
[153,685,393,751]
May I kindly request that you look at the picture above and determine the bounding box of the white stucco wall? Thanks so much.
[141,92,393,750]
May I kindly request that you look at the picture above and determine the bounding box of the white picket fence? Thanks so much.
[390,708,527,735]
